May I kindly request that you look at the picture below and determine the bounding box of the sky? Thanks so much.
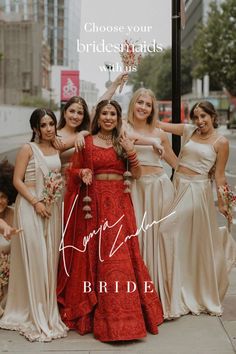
[79,0,171,95]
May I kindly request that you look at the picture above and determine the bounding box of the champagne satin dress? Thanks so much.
[159,125,236,319]
[130,142,176,302]
[0,143,68,341]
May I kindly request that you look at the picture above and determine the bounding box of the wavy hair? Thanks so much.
[127,88,158,128]
[0,159,17,205]
[58,96,90,131]
[30,108,57,142]
[91,100,124,157]
[190,101,218,128]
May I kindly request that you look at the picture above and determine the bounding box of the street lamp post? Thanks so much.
[172,0,181,156]
[104,62,114,88]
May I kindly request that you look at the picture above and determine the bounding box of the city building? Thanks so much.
[0,18,50,104]
[182,0,224,49]
[80,80,99,111]
[0,0,81,68]
[0,0,81,105]
[181,0,228,118]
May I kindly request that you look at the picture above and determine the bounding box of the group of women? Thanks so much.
[0,74,235,343]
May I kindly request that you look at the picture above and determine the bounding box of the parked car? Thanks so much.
[226,104,236,129]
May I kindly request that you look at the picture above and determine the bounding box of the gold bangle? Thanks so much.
[127,149,136,157]
[33,201,41,208]
[30,197,38,206]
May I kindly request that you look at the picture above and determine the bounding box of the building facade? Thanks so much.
[0,0,81,104]
[0,0,81,67]
[0,18,50,104]
[182,0,225,49]
[181,0,226,101]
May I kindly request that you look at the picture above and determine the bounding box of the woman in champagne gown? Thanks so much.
[125,89,177,297]
[158,101,236,318]
[0,109,67,341]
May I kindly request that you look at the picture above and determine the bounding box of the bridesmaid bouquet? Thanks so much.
[218,183,236,225]
[42,171,64,205]
[119,39,142,93]
[0,252,10,298]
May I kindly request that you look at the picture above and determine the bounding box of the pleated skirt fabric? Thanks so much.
[0,189,68,341]
[131,172,175,294]
[159,172,236,319]
[0,236,10,316]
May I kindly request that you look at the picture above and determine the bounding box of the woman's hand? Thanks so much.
[152,140,165,158]
[114,72,128,89]
[119,132,135,153]
[52,136,66,150]
[218,204,231,222]
[0,219,21,240]
[80,169,93,185]
[75,132,85,152]
[34,202,51,218]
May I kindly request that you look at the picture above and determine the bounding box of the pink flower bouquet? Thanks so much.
[218,183,236,225]
[0,252,10,298]
[119,39,142,93]
[42,171,63,205]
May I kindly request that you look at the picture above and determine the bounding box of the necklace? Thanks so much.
[97,132,113,146]
[197,129,216,140]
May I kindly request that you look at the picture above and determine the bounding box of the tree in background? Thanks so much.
[193,0,236,96]
[129,48,193,99]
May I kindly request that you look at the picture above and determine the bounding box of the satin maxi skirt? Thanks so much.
[159,173,236,319]
[131,172,175,296]
[0,189,67,341]
[0,236,10,316]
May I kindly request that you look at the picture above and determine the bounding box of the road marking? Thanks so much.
[226,171,236,178]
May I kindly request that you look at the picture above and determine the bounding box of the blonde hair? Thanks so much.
[127,88,158,128]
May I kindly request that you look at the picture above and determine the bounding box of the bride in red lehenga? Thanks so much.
[57,100,163,342]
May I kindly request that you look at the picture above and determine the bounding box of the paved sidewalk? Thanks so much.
[0,126,235,354]
[0,267,235,354]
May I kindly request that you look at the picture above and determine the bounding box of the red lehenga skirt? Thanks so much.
[57,141,163,342]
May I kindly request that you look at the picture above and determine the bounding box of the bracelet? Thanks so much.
[127,149,136,157]
[127,151,140,168]
[33,201,41,208]
[29,196,38,206]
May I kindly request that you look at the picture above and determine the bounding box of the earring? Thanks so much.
[35,132,40,143]
[98,122,100,128]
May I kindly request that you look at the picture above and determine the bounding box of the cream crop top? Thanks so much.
[24,153,61,183]
[178,137,222,175]
[125,123,163,168]
[135,143,163,168]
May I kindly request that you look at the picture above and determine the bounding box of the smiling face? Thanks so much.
[0,191,8,215]
[133,94,153,123]
[98,104,118,133]
[37,115,56,141]
[192,107,214,134]
[64,102,84,129]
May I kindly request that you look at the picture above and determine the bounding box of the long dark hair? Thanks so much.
[58,96,90,131]
[29,108,57,142]
[0,159,17,205]
[91,100,124,157]
[190,101,218,128]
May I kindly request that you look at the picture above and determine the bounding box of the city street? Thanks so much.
[0,126,235,354]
